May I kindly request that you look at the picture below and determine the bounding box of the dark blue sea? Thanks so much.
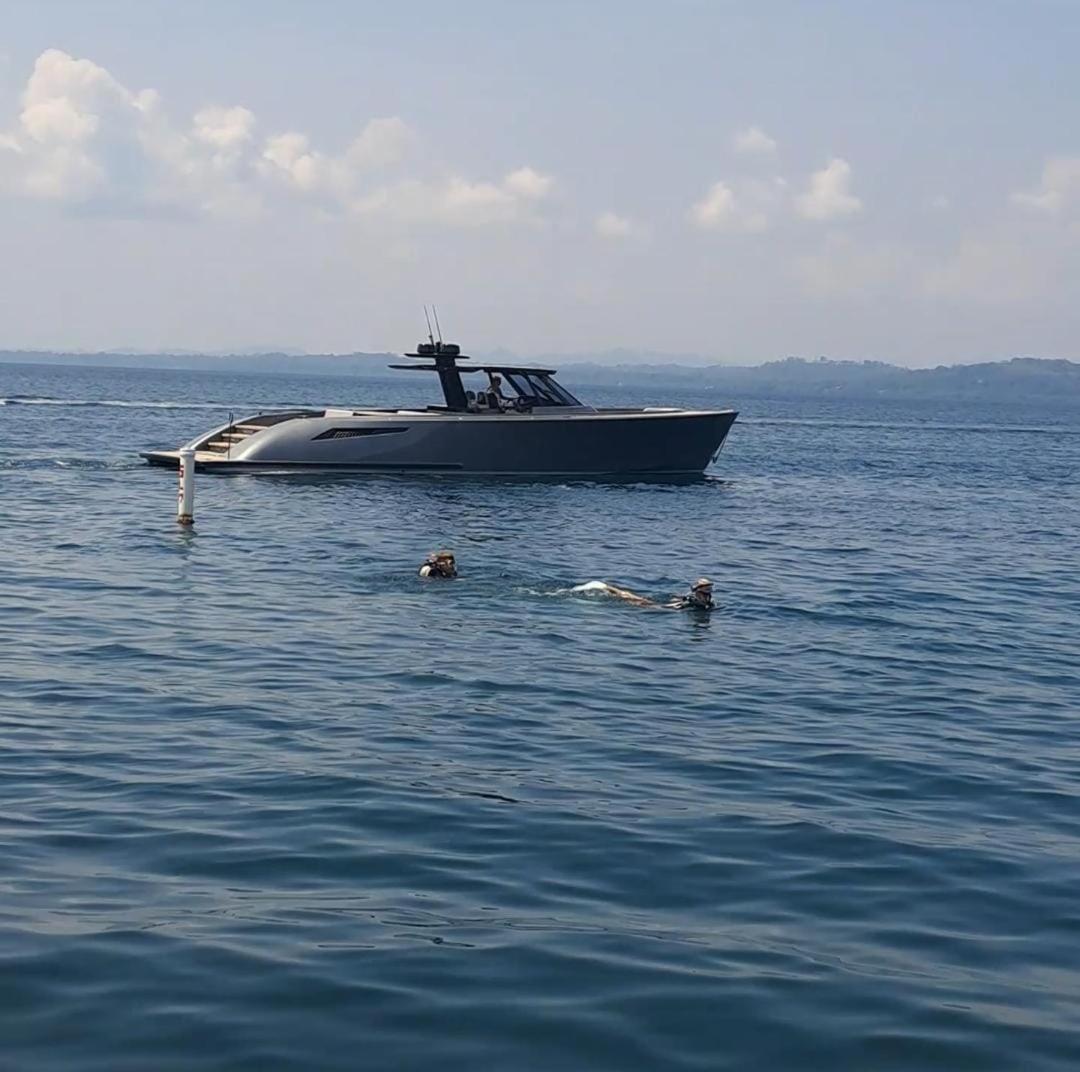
[2,362,1078,1071]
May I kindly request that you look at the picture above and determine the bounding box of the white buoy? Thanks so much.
[177,447,195,526]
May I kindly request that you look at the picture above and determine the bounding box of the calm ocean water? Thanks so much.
[2,362,1079,1071]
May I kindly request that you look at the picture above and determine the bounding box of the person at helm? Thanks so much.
[482,372,509,411]
[419,550,457,578]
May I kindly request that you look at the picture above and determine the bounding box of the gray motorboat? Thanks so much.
[141,340,737,476]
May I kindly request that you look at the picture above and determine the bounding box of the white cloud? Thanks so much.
[19,49,131,144]
[691,176,785,232]
[257,119,429,211]
[733,125,777,155]
[258,117,419,202]
[5,48,144,200]
[351,168,553,227]
[0,49,263,211]
[439,176,518,223]
[260,132,337,194]
[1011,157,1080,213]
[594,211,636,238]
[503,166,553,199]
[345,116,415,170]
[795,157,863,221]
[192,105,254,150]
[691,181,736,229]
[0,48,552,228]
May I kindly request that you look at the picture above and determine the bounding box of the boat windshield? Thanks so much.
[501,371,584,407]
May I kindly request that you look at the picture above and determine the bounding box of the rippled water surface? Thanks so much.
[2,362,1079,1071]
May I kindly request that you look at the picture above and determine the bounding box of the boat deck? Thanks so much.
[141,450,246,469]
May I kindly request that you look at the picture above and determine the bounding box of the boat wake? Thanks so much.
[0,457,142,471]
[523,581,618,598]
[0,395,232,411]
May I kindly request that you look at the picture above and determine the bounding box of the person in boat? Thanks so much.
[419,550,457,578]
[484,372,509,411]
[572,577,714,610]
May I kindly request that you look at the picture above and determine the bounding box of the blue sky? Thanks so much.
[1,1,1077,363]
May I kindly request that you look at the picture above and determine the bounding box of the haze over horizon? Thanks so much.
[0,344,1072,373]
[2,1,1078,366]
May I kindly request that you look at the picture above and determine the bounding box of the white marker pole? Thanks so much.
[177,447,195,526]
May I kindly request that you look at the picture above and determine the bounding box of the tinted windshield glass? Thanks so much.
[523,374,561,404]
[495,371,583,407]
[503,372,533,397]
[537,376,582,406]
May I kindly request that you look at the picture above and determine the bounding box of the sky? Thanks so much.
[0,0,1078,365]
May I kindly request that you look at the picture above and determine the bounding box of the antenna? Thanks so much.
[423,305,435,347]
[432,305,443,345]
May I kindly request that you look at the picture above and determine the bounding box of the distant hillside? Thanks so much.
[0,349,399,377]
[565,356,1080,403]
[1,349,1078,405]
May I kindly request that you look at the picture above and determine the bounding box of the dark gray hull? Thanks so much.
[142,407,737,476]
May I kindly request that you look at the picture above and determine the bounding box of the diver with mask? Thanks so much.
[664,577,714,611]
[419,550,457,578]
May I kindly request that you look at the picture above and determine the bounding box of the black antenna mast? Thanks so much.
[432,305,443,345]
[423,305,435,347]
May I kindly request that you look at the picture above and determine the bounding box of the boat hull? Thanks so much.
[142,408,737,476]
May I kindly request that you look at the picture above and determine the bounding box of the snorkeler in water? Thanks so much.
[571,577,714,610]
[419,550,457,578]
[665,577,714,611]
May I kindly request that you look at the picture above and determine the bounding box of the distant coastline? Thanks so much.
[1,349,1078,405]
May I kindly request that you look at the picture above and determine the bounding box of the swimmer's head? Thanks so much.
[688,577,714,608]
[423,550,457,577]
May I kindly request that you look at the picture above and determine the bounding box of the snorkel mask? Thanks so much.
[430,551,457,577]
[689,578,714,608]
